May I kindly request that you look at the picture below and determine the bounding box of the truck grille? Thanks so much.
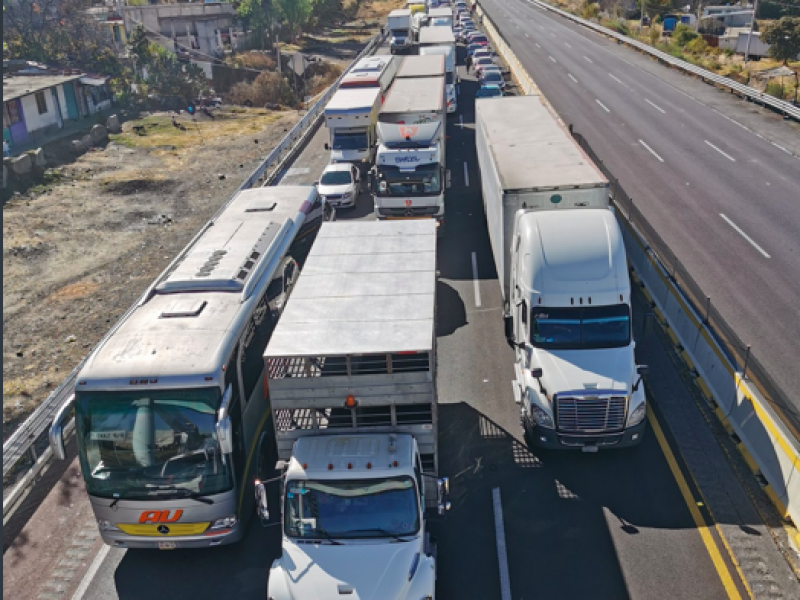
[556,396,627,433]
[380,206,439,217]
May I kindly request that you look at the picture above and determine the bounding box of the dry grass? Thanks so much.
[357,0,406,20]
[110,110,282,154]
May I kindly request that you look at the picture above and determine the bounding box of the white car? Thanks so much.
[317,163,361,208]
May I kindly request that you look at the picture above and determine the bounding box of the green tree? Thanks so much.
[673,23,698,46]
[275,0,314,41]
[128,26,208,103]
[762,17,800,64]
[237,0,277,48]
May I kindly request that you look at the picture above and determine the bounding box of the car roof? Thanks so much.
[324,162,355,173]
[481,84,501,90]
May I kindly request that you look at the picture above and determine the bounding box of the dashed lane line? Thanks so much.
[705,140,736,162]
[720,214,771,259]
[639,139,665,163]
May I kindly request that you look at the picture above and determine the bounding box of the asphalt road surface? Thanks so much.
[477,0,800,427]
[33,42,761,600]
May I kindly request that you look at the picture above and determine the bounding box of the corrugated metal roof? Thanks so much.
[3,73,83,102]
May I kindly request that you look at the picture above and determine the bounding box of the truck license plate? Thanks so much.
[158,541,176,550]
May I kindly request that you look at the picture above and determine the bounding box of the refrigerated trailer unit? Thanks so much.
[258,220,449,600]
[475,95,648,451]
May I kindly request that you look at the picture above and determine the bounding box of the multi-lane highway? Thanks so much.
[4,32,800,600]
[479,0,800,426]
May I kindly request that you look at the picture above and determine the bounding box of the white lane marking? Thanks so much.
[705,140,736,162]
[595,99,610,113]
[645,98,666,113]
[720,214,771,258]
[525,33,530,38]
[608,73,626,86]
[492,488,512,600]
[568,73,578,83]
[463,161,470,187]
[583,56,593,63]
[471,252,482,308]
[549,55,557,63]
[459,114,464,128]
[535,42,541,48]
[550,32,557,37]
[639,139,664,163]
[565,42,572,48]
[70,544,111,600]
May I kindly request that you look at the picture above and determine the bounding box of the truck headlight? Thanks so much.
[627,403,647,427]
[530,404,554,429]
[97,519,119,531]
[209,515,238,530]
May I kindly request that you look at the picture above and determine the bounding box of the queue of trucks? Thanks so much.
[47,5,649,598]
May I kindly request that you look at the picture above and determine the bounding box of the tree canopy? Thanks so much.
[762,16,800,64]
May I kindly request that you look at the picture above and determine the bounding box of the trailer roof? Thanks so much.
[325,87,382,112]
[427,7,452,17]
[418,26,456,45]
[476,95,607,191]
[397,55,445,78]
[381,77,445,114]
[264,220,437,358]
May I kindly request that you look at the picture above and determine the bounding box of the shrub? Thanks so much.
[686,37,708,54]
[674,23,698,46]
[765,81,786,99]
[234,52,276,71]
[226,71,298,107]
[606,19,630,35]
[648,25,661,45]
[581,0,600,20]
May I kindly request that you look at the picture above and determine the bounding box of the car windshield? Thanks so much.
[479,87,501,97]
[75,388,231,500]
[285,477,420,539]
[332,132,368,150]
[376,164,442,196]
[530,304,631,350]
[483,72,502,83]
[321,170,353,185]
[476,58,493,65]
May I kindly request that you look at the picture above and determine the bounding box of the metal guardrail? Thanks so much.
[531,0,800,122]
[2,28,388,516]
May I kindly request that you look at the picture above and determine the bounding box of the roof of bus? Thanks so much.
[77,186,316,388]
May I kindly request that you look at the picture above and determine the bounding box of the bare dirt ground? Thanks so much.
[2,107,301,439]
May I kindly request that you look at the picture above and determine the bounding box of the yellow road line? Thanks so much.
[648,409,748,600]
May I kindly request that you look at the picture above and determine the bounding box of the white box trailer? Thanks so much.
[475,95,647,451]
[419,44,457,113]
[388,9,413,54]
[373,76,448,225]
[323,87,382,165]
[259,220,448,600]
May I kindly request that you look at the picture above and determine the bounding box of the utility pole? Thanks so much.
[743,0,759,66]
[641,0,647,28]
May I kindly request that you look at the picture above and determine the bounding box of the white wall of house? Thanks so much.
[56,85,69,121]
[19,89,59,132]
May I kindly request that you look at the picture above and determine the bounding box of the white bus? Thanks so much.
[49,185,333,549]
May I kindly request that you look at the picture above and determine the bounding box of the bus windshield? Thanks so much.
[75,388,232,500]
[530,304,631,350]
[284,477,420,540]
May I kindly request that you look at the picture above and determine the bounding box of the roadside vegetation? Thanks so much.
[550,0,800,102]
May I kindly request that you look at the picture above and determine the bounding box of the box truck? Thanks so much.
[387,9,414,54]
[323,87,382,165]
[257,220,449,600]
[475,96,648,451]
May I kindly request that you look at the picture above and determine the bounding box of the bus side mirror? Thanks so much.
[48,394,76,461]
[254,480,270,523]
[437,477,451,515]
[216,385,234,455]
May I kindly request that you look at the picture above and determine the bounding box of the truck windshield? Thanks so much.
[376,164,442,196]
[391,30,408,38]
[530,304,631,350]
[75,388,232,500]
[332,132,368,151]
[284,477,420,540]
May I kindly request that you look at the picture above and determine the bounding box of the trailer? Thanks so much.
[323,87,382,165]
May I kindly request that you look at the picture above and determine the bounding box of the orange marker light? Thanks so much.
[345,395,357,408]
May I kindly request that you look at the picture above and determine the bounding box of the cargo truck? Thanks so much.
[475,96,648,451]
[256,220,449,600]
[419,45,457,113]
[387,9,414,54]
[323,87,382,166]
[371,76,449,227]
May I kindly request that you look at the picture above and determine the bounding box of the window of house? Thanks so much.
[4,101,22,126]
[35,92,48,115]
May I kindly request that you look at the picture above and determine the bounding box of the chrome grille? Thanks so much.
[380,206,439,217]
[556,396,627,433]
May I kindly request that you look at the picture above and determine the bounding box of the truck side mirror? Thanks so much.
[254,480,270,524]
[216,385,234,455]
[632,365,648,392]
[49,394,76,461]
[436,477,451,515]
[324,143,330,151]
[530,367,543,379]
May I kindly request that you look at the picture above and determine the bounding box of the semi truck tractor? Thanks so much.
[371,76,448,228]
[387,9,414,54]
[475,95,648,451]
[323,87,382,166]
[256,220,449,600]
